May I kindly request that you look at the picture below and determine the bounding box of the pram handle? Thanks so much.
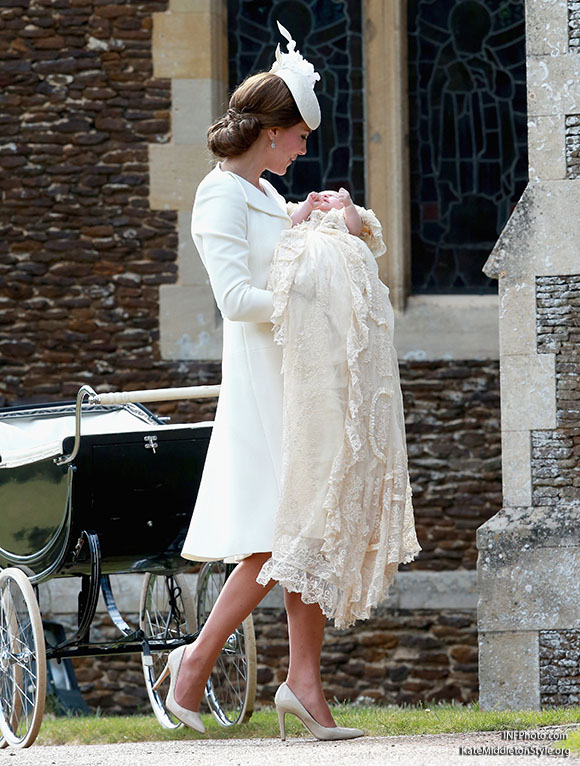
[92,385,221,405]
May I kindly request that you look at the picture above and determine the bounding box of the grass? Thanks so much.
[556,727,580,756]
[36,703,580,746]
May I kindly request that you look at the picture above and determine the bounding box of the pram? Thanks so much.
[0,385,256,748]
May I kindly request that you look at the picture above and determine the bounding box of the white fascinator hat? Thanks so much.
[270,21,321,130]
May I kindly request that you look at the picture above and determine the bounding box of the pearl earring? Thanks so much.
[271,141,276,149]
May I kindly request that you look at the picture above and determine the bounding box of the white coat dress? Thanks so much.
[181,164,291,562]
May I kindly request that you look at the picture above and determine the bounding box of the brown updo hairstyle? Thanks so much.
[207,72,302,159]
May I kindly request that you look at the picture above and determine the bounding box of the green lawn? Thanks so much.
[559,727,580,756]
[36,703,580,747]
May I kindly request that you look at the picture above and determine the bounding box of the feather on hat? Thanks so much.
[270,22,321,130]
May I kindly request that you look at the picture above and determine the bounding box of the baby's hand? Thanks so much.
[307,191,323,209]
[338,187,354,208]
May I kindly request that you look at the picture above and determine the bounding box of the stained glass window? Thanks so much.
[227,0,365,205]
[408,0,528,292]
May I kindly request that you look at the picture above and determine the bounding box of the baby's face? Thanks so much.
[317,191,343,212]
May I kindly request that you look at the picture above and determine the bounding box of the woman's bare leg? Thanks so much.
[174,552,276,711]
[284,590,335,727]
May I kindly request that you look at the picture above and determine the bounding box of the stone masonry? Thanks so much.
[533,276,580,509]
[540,630,580,706]
[570,1,580,51]
[565,115,580,177]
[0,0,220,422]
[535,274,580,705]
[478,0,580,710]
[401,360,501,571]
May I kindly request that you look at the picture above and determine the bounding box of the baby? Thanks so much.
[290,187,362,236]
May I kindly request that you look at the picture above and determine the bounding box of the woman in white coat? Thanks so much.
[155,29,363,741]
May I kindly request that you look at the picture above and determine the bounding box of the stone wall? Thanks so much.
[570,1,580,51]
[401,360,501,570]
[533,275,580,506]
[565,115,580,178]
[479,0,580,709]
[532,276,580,708]
[540,630,580,706]
[0,0,220,422]
[256,606,478,707]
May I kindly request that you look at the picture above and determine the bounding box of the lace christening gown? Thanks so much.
[256,205,421,629]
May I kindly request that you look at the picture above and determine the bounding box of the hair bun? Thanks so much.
[208,109,262,158]
[226,107,243,122]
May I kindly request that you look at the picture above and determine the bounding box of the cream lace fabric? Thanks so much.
[256,206,421,628]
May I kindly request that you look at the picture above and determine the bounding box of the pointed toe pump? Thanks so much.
[275,682,363,741]
[153,645,205,733]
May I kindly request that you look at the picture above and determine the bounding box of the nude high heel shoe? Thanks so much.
[153,645,205,733]
[275,682,363,741]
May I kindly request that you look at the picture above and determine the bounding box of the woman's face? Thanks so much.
[266,121,311,175]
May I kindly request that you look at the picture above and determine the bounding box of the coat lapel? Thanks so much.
[249,180,289,219]
[216,165,289,220]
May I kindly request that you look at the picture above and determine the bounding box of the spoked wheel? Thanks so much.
[0,568,46,749]
[139,573,196,729]
[196,561,256,726]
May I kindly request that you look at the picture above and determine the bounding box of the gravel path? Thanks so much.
[5,729,576,766]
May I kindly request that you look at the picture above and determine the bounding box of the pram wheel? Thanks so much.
[139,573,196,729]
[196,561,256,726]
[0,568,46,749]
